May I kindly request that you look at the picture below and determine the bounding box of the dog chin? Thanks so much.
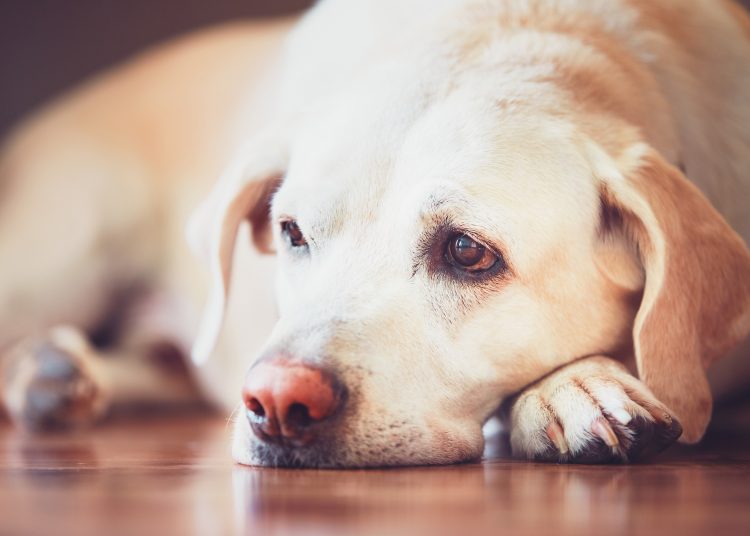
[231,417,485,468]
[234,441,346,468]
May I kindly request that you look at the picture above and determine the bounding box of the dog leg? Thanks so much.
[506,355,683,463]
[1,319,201,431]
[2,326,110,430]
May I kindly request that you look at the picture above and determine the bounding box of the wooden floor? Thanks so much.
[1,413,749,536]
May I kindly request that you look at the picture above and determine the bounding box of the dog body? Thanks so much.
[1,0,749,466]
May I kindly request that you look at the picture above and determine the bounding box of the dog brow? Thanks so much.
[419,186,472,219]
[415,185,512,271]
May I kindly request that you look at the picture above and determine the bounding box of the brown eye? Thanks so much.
[281,220,307,247]
[446,233,498,272]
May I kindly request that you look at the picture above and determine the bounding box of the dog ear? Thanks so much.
[187,139,287,365]
[598,147,750,442]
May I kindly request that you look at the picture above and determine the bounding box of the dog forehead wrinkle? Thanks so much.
[277,52,477,223]
[280,60,569,245]
[275,155,401,250]
[288,62,431,172]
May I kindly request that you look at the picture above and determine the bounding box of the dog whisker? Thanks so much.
[226,402,242,431]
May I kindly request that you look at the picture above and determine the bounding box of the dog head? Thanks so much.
[189,23,750,467]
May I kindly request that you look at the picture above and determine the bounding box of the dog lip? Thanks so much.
[248,440,337,468]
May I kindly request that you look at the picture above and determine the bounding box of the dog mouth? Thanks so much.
[234,361,485,468]
[239,437,483,468]
[245,440,347,468]
[233,413,484,468]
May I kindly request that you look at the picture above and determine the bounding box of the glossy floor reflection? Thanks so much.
[1,413,749,535]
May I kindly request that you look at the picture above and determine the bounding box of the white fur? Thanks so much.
[1,1,749,465]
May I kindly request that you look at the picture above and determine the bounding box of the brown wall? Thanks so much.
[0,0,314,138]
[1,0,749,138]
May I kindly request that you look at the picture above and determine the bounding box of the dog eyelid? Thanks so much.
[280,219,308,248]
[443,231,505,276]
[415,218,510,283]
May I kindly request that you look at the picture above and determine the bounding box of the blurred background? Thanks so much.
[3,0,750,139]
[0,0,314,138]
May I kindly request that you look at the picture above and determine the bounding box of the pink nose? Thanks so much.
[242,361,342,444]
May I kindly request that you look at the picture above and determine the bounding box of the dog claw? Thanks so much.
[591,417,619,447]
[611,408,632,426]
[546,422,569,455]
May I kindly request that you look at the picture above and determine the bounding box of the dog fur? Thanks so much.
[1,0,749,466]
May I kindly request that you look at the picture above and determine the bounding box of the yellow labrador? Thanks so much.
[1,0,749,466]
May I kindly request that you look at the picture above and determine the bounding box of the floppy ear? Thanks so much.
[599,147,750,442]
[187,140,287,365]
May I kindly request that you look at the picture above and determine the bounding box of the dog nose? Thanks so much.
[242,361,343,445]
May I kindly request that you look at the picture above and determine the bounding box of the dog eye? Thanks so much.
[445,233,498,272]
[281,220,307,248]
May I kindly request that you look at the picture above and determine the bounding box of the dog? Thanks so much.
[1,0,749,467]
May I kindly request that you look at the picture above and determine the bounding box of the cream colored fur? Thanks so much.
[1,1,749,466]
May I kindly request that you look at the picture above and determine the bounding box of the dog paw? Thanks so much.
[2,326,108,431]
[509,358,682,463]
